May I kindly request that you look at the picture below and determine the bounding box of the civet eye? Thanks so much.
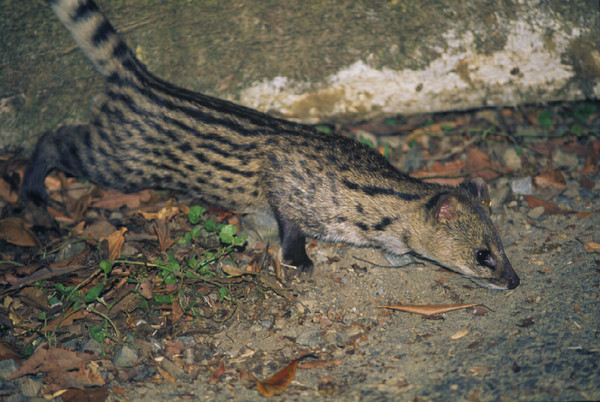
[476,249,493,267]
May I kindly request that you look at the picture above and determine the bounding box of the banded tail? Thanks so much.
[49,0,142,81]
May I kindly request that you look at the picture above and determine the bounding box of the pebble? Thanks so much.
[0,359,18,381]
[113,345,139,367]
[56,241,87,261]
[552,148,579,169]
[81,338,103,355]
[296,328,322,347]
[510,177,533,195]
[527,206,545,220]
[18,376,43,398]
[503,148,522,170]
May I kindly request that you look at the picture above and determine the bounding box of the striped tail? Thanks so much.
[49,0,141,81]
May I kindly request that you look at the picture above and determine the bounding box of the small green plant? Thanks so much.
[537,110,553,128]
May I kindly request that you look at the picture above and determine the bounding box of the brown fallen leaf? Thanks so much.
[60,387,110,402]
[410,160,466,186]
[209,359,226,385]
[91,189,152,209]
[101,227,127,262]
[0,177,19,203]
[153,220,176,253]
[156,364,176,384]
[138,199,180,221]
[0,217,40,247]
[465,148,502,180]
[377,303,478,316]
[257,354,316,397]
[523,195,565,215]
[533,171,567,189]
[9,346,104,392]
[19,287,50,310]
[583,242,600,253]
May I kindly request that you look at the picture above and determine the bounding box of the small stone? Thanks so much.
[0,359,18,380]
[159,357,187,380]
[113,345,139,367]
[81,339,103,355]
[527,206,545,220]
[510,177,533,195]
[503,147,522,170]
[56,241,87,261]
[108,211,124,221]
[552,148,579,169]
[18,376,43,397]
[296,328,322,348]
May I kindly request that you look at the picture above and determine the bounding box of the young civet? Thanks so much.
[22,0,520,290]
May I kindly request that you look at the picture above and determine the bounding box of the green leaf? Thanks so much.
[178,231,192,245]
[537,110,553,128]
[573,103,596,123]
[99,260,112,275]
[154,294,174,304]
[219,224,237,245]
[440,124,454,132]
[315,125,331,134]
[188,205,206,225]
[23,345,34,356]
[37,312,46,320]
[204,219,217,232]
[570,123,583,137]
[358,135,374,149]
[84,284,104,303]
[382,143,390,159]
[218,286,228,302]
[89,326,106,343]
[191,226,202,240]
[384,118,396,125]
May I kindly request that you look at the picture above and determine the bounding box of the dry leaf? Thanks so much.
[257,358,302,397]
[153,220,175,252]
[0,217,40,247]
[533,171,567,189]
[138,199,180,221]
[410,160,466,186]
[377,303,478,316]
[101,227,127,262]
[156,364,176,384]
[466,148,502,180]
[222,264,256,277]
[19,287,50,310]
[522,195,565,215]
[209,360,226,385]
[91,189,152,209]
[0,177,18,203]
[9,346,104,391]
[583,242,600,253]
[451,329,469,339]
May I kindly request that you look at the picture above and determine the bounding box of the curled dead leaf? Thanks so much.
[138,199,180,221]
[100,227,127,262]
[257,354,315,397]
[533,171,567,189]
[377,303,478,316]
[0,217,40,248]
[583,242,600,254]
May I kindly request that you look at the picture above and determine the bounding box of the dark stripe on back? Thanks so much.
[342,179,422,201]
